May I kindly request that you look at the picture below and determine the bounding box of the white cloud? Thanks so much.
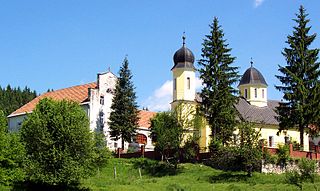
[142,77,203,112]
[254,0,264,7]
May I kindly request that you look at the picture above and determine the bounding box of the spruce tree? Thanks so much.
[198,17,240,145]
[109,57,139,150]
[276,5,320,149]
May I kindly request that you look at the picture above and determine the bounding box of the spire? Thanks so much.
[182,32,186,46]
[250,57,253,68]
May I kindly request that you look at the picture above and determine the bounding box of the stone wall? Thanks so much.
[261,160,320,174]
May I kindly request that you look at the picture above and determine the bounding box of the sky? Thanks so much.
[0,0,319,111]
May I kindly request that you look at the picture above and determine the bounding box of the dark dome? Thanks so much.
[238,67,268,86]
[173,46,195,64]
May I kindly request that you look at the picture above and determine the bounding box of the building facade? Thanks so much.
[8,71,155,151]
[171,36,309,151]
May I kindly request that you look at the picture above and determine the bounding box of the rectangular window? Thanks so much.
[244,89,248,98]
[100,96,104,105]
[262,89,265,98]
[187,77,190,89]
[269,136,274,147]
[174,78,177,90]
[254,88,258,98]
[284,136,290,145]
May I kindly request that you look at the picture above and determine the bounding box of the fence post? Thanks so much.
[117,148,121,158]
[141,145,145,158]
[289,143,293,157]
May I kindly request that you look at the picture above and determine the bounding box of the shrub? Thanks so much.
[285,170,302,189]
[20,98,98,186]
[181,137,199,163]
[0,110,25,186]
[298,158,317,182]
[277,144,290,166]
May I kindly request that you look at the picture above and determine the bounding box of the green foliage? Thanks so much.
[20,98,96,186]
[109,57,139,150]
[0,85,37,117]
[298,158,317,182]
[285,158,317,188]
[181,136,199,163]
[285,170,302,189]
[0,110,25,186]
[198,17,240,145]
[277,144,290,166]
[150,111,183,164]
[262,148,277,165]
[207,122,262,176]
[275,5,320,147]
[237,122,262,176]
[92,132,112,169]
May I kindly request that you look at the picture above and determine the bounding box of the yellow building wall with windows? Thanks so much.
[239,84,268,107]
[172,68,195,103]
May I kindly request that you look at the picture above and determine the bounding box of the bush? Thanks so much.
[20,98,98,186]
[180,137,199,163]
[0,110,25,186]
[298,158,317,182]
[132,158,178,177]
[285,170,302,189]
[277,144,290,166]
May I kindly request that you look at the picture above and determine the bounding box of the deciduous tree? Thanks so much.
[20,98,96,186]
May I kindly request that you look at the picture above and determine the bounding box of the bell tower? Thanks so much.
[238,60,268,107]
[171,34,196,110]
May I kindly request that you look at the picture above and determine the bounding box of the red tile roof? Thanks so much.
[9,82,97,117]
[138,110,156,129]
[9,82,157,129]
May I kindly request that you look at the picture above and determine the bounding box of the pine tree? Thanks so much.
[198,17,240,145]
[276,5,320,149]
[109,57,139,150]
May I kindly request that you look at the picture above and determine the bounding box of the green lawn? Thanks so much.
[81,158,320,191]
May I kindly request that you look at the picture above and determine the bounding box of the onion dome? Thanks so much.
[172,35,195,70]
[238,61,268,87]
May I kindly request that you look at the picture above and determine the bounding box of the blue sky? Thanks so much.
[0,0,319,111]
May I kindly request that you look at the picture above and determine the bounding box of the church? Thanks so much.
[8,36,310,152]
[170,36,309,151]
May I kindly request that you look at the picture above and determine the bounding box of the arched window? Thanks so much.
[254,88,257,98]
[244,89,248,98]
[136,134,147,145]
[262,89,265,98]
[174,78,177,90]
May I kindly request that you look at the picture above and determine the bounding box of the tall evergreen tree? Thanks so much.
[276,6,320,148]
[198,17,240,145]
[109,57,139,150]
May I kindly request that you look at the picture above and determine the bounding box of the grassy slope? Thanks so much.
[82,158,320,191]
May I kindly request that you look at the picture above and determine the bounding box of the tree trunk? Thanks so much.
[121,138,125,151]
[300,126,304,151]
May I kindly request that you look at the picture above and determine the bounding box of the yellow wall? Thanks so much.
[257,124,309,151]
[239,84,267,107]
[172,68,195,102]
[198,123,309,152]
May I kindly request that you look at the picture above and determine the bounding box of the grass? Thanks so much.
[2,158,319,190]
[81,158,320,191]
